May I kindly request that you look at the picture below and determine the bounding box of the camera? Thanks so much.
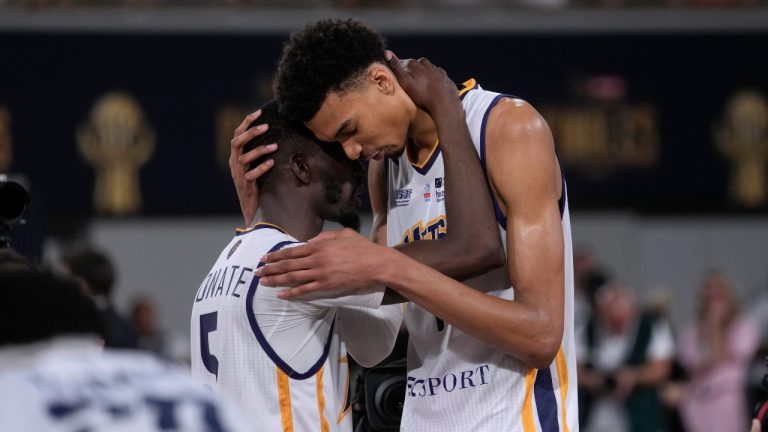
[0,175,29,247]
[363,358,407,432]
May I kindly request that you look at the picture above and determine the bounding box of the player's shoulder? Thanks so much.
[460,80,535,130]
[488,97,544,131]
[482,91,556,176]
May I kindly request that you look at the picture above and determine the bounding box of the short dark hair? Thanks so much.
[61,246,115,297]
[244,100,322,190]
[0,268,104,346]
[274,18,387,122]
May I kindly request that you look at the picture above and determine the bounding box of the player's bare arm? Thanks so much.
[383,99,565,367]
[257,56,505,295]
[229,110,278,225]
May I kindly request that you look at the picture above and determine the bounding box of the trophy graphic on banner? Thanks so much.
[77,92,155,216]
[714,90,768,208]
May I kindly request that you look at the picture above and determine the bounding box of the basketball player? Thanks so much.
[0,265,252,432]
[231,19,579,432]
[191,101,402,431]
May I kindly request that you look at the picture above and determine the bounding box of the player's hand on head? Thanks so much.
[229,110,278,225]
[385,50,459,116]
[256,228,386,299]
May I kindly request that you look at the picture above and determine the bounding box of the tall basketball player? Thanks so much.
[233,19,578,432]
[191,101,402,431]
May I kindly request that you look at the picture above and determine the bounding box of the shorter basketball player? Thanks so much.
[190,101,402,431]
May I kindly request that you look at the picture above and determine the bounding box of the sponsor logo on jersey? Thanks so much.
[422,183,431,202]
[227,240,242,259]
[402,215,447,244]
[406,364,491,397]
[435,177,443,188]
[396,188,412,207]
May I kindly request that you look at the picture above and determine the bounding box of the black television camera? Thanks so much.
[350,333,408,432]
[0,175,30,248]
[359,358,407,432]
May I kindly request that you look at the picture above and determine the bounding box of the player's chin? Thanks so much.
[347,181,363,207]
[335,211,361,232]
[343,191,362,214]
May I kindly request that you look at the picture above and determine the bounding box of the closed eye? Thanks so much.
[340,127,356,138]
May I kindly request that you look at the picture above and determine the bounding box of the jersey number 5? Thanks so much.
[200,312,219,379]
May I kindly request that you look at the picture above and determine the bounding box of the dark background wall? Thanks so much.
[4,32,767,216]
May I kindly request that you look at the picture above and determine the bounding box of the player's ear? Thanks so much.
[289,153,311,185]
[368,64,396,96]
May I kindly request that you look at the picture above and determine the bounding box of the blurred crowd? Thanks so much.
[1,0,766,9]
[2,241,767,431]
[0,247,253,431]
[52,245,190,364]
[574,248,768,432]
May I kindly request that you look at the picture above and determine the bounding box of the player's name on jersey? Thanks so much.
[195,265,254,303]
[406,364,490,398]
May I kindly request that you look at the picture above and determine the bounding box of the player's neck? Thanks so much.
[406,108,439,163]
[257,190,324,242]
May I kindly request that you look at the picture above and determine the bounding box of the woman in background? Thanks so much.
[679,271,759,432]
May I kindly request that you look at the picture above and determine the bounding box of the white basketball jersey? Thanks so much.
[386,80,579,432]
[0,338,252,432]
[190,223,355,432]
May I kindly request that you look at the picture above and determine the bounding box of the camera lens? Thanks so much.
[373,375,406,424]
[0,181,29,225]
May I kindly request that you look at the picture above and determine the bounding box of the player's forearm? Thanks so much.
[437,101,505,275]
[394,102,504,281]
[393,236,500,281]
[379,249,562,368]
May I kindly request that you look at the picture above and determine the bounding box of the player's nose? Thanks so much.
[341,140,363,160]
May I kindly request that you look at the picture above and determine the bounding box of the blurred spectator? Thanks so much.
[131,296,190,364]
[132,296,164,354]
[61,245,138,349]
[0,262,252,431]
[646,290,690,432]
[574,247,611,426]
[678,271,759,432]
[747,275,768,413]
[574,247,610,311]
[577,281,674,432]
